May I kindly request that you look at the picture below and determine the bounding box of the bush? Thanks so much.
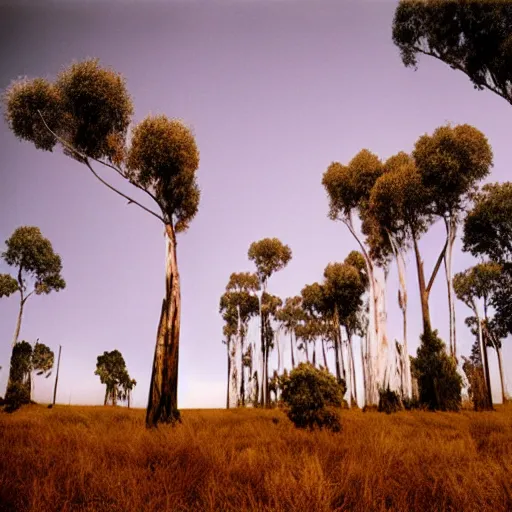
[414,330,462,411]
[280,363,343,432]
[4,381,30,413]
[378,387,403,414]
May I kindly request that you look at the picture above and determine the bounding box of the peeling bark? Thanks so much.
[146,223,181,427]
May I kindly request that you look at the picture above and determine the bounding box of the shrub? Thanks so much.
[414,330,462,411]
[280,363,343,432]
[378,387,403,414]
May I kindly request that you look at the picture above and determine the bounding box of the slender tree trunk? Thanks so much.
[312,340,317,368]
[277,329,282,374]
[322,337,328,370]
[474,307,493,409]
[290,332,296,368]
[104,386,109,406]
[412,236,432,334]
[342,215,387,406]
[333,315,342,382]
[444,217,458,359]
[52,345,61,406]
[348,331,357,405]
[361,334,368,406]
[226,336,231,409]
[146,223,181,427]
[128,391,131,409]
[496,346,508,404]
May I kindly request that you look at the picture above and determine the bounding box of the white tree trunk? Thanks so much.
[444,217,457,359]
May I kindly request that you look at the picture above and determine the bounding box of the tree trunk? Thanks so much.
[226,335,231,409]
[444,217,457,359]
[322,337,328,370]
[52,345,61,406]
[496,346,508,404]
[474,308,493,409]
[342,215,387,406]
[312,340,317,368]
[348,330,357,405]
[12,298,25,347]
[412,236,432,334]
[361,334,368,406]
[290,332,296,368]
[127,391,131,409]
[146,223,181,427]
[333,315,342,383]
[104,386,109,406]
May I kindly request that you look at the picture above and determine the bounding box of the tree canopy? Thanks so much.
[248,238,292,285]
[393,1,512,105]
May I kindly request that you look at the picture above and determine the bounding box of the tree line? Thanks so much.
[1,0,512,424]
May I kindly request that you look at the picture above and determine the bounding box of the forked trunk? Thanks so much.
[413,236,432,334]
[146,223,181,427]
[496,346,508,404]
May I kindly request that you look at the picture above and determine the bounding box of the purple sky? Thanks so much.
[0,0,510,408]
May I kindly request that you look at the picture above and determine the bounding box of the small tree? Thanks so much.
[4,341,33,411]
[280,363,344,432]
[31,341,54,397]
[1,226,65,347]
[95,350,132,406]
[4,59,200,427]
[414,330,462,411]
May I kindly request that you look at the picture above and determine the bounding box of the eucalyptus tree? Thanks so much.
[322,150,389,405]
[413,125,493,358]
[221,308,238,408]
[4,59,200,427]
[0,226,65,347]
[393,1,512,105]
[219,272,259,406]
[31,341,54,398]
[248,238,291,406]
[260,292,283,405]
[323,262,365,407]
[454,262,506,408]
[276,296,304,369]
[95,350,131,407]
[118,373,137,408]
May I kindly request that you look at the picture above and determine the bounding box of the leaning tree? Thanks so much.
[248,238,291,407]
[4,59,200,427]
[393,1,512,105]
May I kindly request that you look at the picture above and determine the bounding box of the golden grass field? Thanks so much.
[1,404,511,512]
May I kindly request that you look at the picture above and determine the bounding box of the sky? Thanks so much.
[0,0,511,409]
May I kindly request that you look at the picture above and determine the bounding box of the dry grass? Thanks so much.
[1,405,511,511]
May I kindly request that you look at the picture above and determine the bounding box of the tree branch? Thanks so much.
[412,45,511,104]
[426,237,449,294]
[36,111,165,223]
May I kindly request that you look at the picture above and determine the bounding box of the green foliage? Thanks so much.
[462,338,490,411]
[413,124,493,215]
[393,1,512,104]
[463,182,512,263]
[454,262,502,311]
[378,387,403,414]
[414,330,462,411]
[4,59,133,158]
[32,342,54,377]
[127,115,200,229]
[95,350,133,406]
[248,238,292,285]
[0,274,19,298]
[322,149,383,219]
[3,59,200,233]
[4,341,33,412]
[2,226,66,296]
[280,363,343,432]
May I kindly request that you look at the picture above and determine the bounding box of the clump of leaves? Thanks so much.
[280,363,343,432]
[4,341,33,412]
[414,330,462,411]
[378,387,403,414]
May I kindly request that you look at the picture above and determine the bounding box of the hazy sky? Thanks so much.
[1,0,511,408]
